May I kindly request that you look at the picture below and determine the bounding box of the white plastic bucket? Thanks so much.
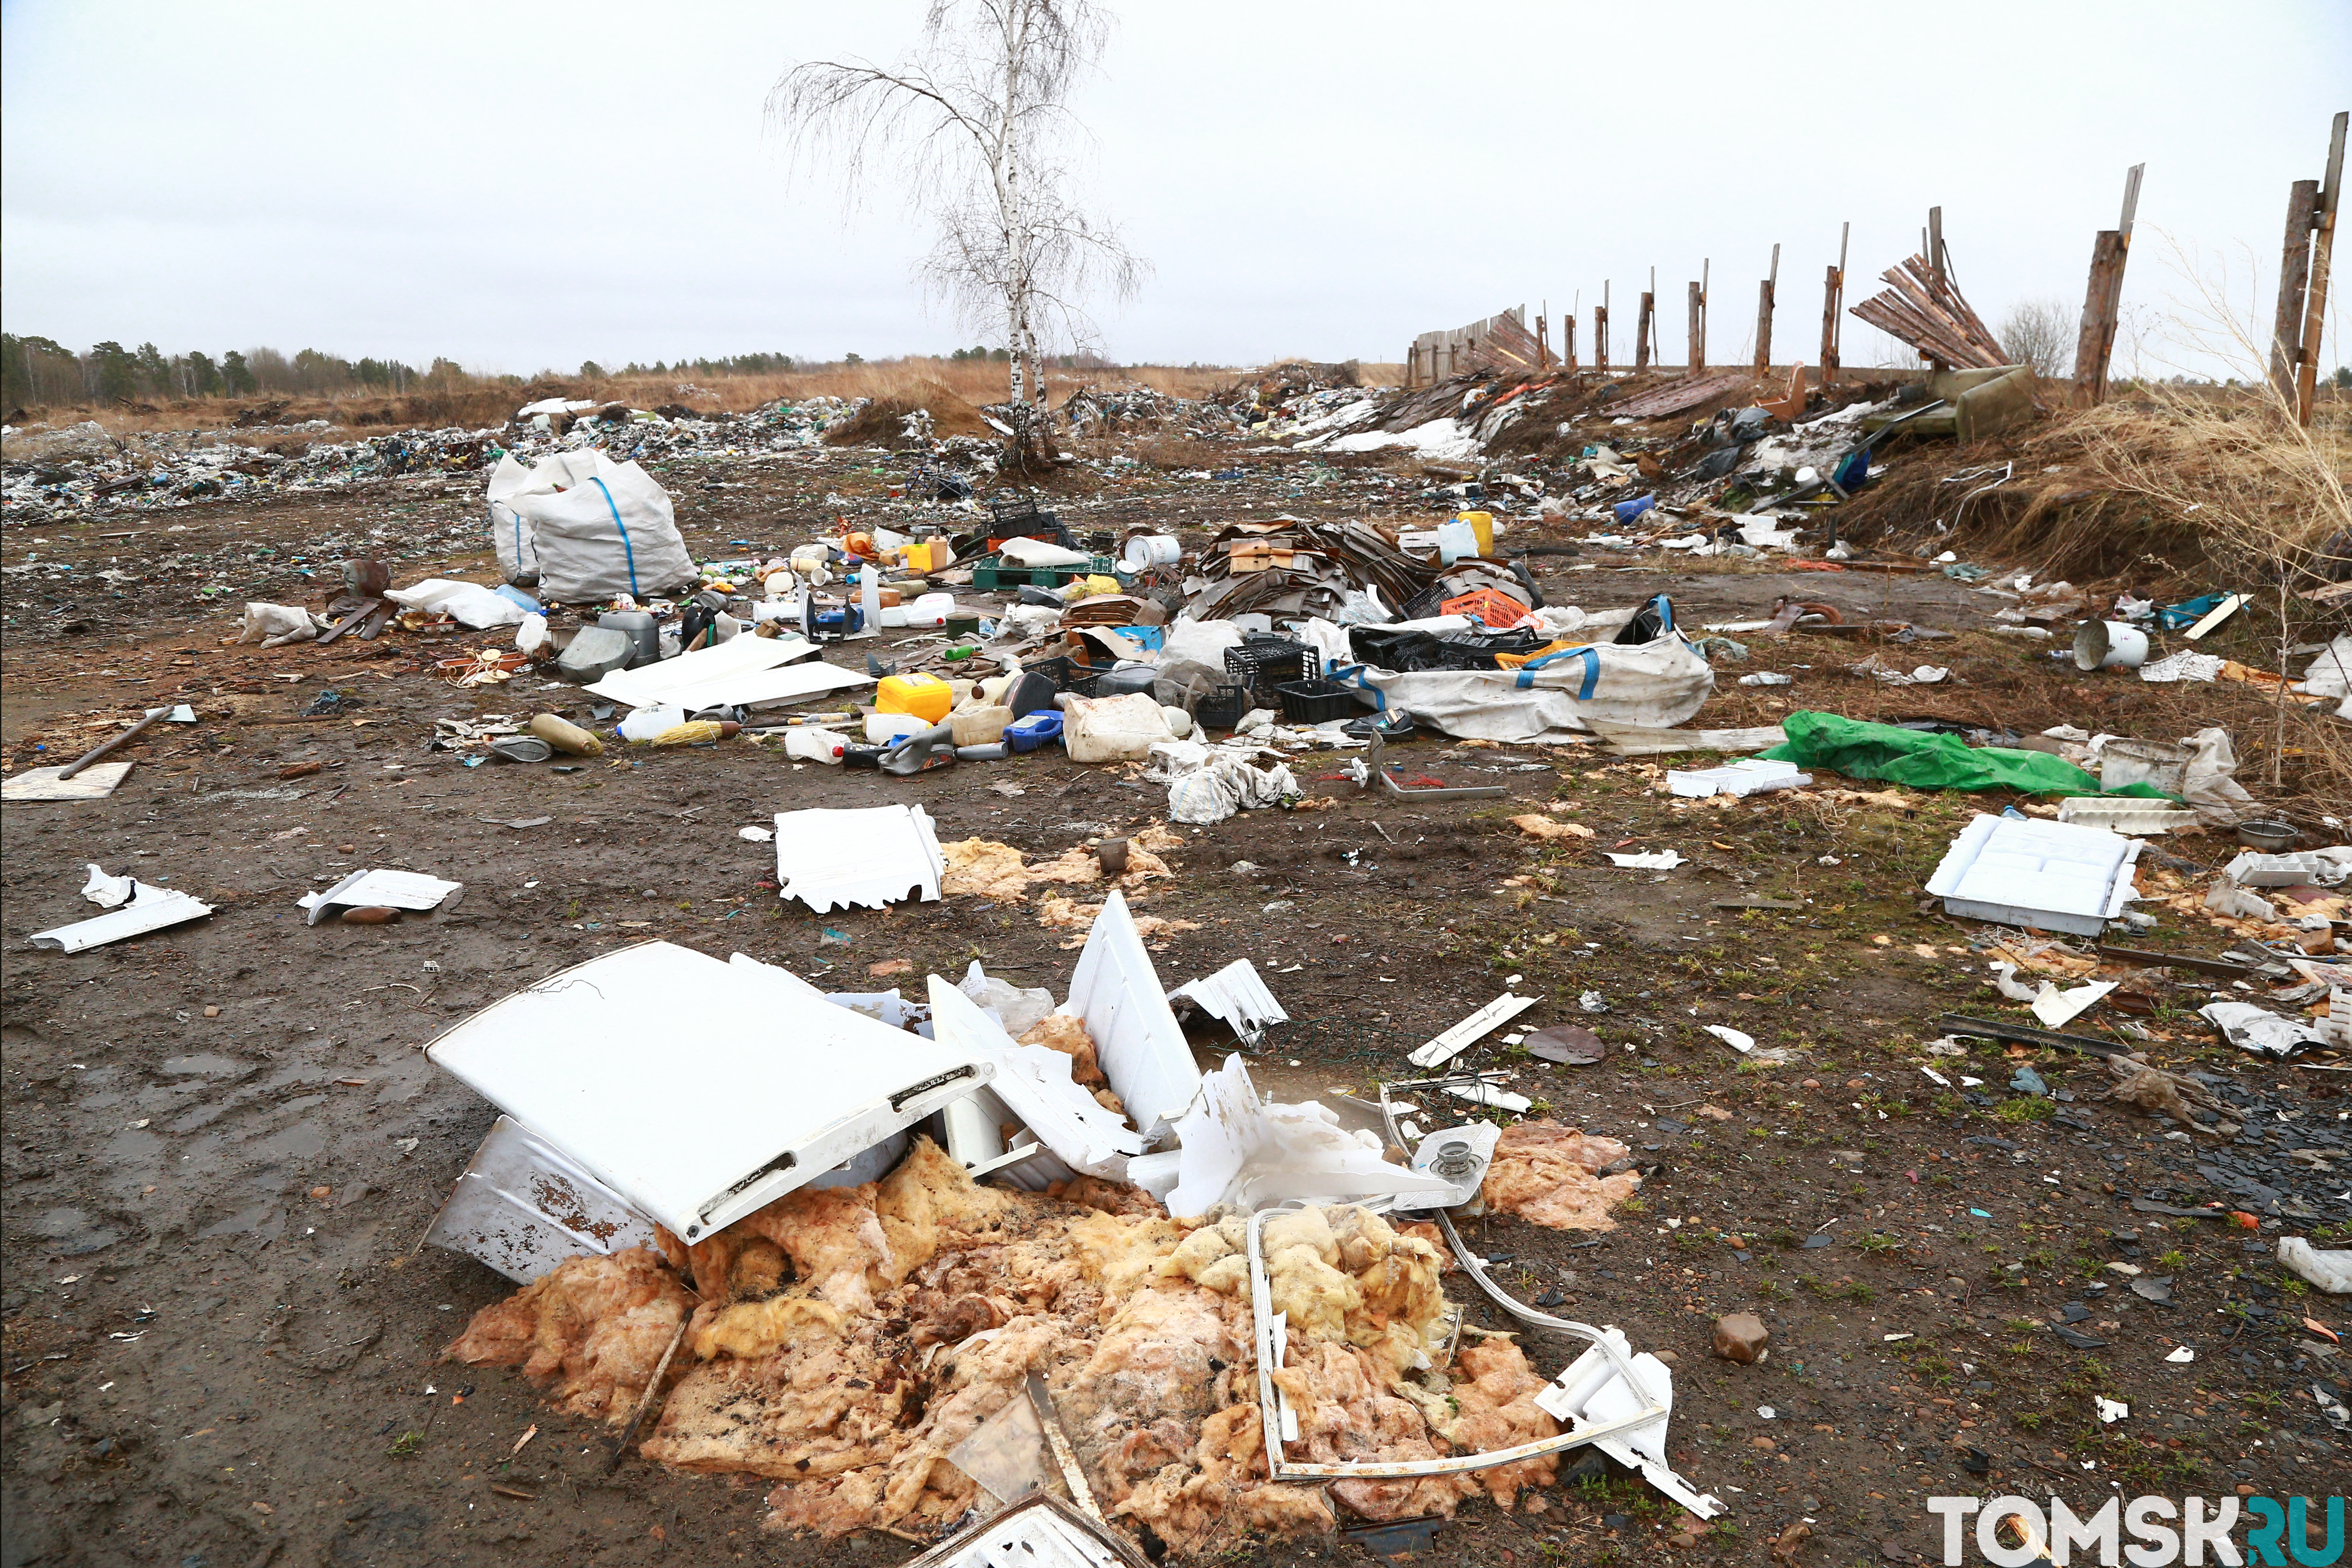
[1122,533,1180,570]
[2073,620,2150,671]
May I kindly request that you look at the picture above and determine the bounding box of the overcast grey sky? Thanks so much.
[3,0,2346,377]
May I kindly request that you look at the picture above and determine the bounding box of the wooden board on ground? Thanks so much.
[3,762,135,801]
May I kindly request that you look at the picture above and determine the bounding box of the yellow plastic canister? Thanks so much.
[1458,511,1496,554]
[876,672,954,723]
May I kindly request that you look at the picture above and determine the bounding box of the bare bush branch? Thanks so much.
[769,0,1148,466]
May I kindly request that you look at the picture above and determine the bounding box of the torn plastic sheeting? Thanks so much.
[1167,959,1290,1048]
[1923,814,2141,937]
[926,975,1144,1182]
[1606,851,1687,870]
[1243,1206,1717,1510]
[773,803,944,912]
[1760,710,2170,798]
[383,577,527,629]
[301,867,463,925]
[1351,631,1715,743]
[2201,1001,2326,1060]
[1159,1054,1455,1218]
[420,1114,658,1284]
[422,941,992,1240]
[1063,890,1201,1139]
[1666,759,1811,798]
[28,881,215,952]
[1408,992,1539,1070]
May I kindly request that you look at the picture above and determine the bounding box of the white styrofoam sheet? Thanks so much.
[422,940,992,1240]
[1666,759,1811,798]
[1064,890,1203,1140]
[773,804,944,912]
[1923,813,2141,937]
[300,868,463,925]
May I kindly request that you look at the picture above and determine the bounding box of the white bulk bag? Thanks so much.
[485,449,695,603]
[1353,631,1715,742]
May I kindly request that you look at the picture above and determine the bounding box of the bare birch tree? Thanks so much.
[772,0,1147,468]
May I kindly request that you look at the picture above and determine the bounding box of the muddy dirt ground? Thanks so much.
[3,428,2347,1568]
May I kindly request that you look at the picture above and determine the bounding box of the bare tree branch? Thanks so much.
[769,0,1148,469]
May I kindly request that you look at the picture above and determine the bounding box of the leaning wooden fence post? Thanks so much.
[1754,243,1779,375]
[1594,281,1609,374]
[2273,180,2320,404]
[2293,110,2347,426]
[1820,221,1848,386]
[2072,164,2144,406]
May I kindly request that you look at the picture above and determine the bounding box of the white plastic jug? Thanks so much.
[616,704,686,742]
[865,711,926,744]
[901,592,953,629]
[785,727,846,763]
[1435,519,1477,564]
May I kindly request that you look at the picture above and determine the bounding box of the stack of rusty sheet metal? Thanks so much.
[1849,255,2007,369]
[1186,519,1439,621]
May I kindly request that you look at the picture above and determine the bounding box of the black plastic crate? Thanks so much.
[1273,678,1361,726]
[1023,653,1106,698]
[1194,683,1251,730]
[1224,634,1315,694]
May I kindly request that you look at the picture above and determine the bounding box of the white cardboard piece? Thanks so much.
[773,804,945,913]
[1923,814,2141,937]
[2,762,137,801]
[422,941,992,1241]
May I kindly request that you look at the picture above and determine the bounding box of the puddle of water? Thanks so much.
[159,1054,247,1078]
[196,1201,283,1240]
[35,1206,124,1255]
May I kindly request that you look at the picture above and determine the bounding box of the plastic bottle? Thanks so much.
[785,727,846,763]
[949,705,1012,746]
[865,710,927,744]
[616,704,686,742]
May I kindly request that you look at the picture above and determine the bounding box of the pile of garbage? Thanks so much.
[0,393,867,523]
[423,897,1710,1554]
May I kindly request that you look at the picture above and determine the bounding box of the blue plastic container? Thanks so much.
[1004,711,1064,753]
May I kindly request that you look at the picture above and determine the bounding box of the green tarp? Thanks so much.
[1758,711,2171,797]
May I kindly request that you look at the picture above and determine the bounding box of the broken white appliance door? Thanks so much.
[423,940,992,1242]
